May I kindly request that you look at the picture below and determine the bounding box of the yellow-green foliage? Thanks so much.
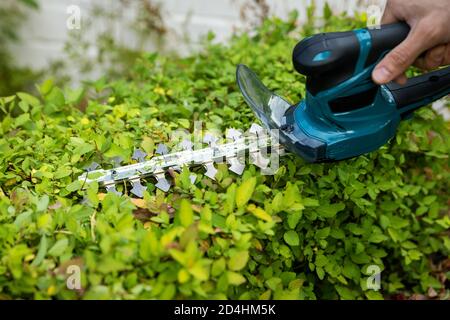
[0,10,449,299]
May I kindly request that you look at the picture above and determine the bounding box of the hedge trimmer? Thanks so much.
[79,124,283,196]
[79,22,450,196]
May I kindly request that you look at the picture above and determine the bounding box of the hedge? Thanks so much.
[0,9,449,299]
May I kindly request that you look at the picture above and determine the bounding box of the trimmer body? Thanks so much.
[237,23,450,162]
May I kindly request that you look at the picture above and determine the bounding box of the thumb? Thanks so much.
[372,28,426,84]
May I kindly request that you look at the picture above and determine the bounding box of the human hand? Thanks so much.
[372,0,450,85]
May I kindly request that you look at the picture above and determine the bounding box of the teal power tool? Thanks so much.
[237,23,450,163]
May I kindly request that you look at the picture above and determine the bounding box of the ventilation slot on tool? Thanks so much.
[329,86,378,113]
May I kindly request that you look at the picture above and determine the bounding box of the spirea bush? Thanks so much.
[0,10,449,299]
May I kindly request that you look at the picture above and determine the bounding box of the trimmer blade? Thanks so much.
[85,162,99,172]
[250,151,270,169]
[110,156,123,167]
[106,184,121,195]
[130,178,146,198]
[228,157,245,175]
[156,144,169,155]
[203,161,218,180]
[180,139,194,151]
[132,149,147,162]
[154,172,171,192]
[226,128,243,141]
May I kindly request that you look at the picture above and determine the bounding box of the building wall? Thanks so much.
[12,0,367,70]
[9,0,448,118]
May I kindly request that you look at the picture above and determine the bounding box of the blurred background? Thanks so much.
[2,0,447,118]
[2,0,376,94]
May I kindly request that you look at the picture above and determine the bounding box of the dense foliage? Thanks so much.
[0,0,41,96]
[0,9,449,299]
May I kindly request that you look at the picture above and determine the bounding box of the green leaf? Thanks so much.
[316,266,325,280]
[284,230,299,246]
[365,291,383,300]
[316,227,330,239]
[179,199,194,227]
[303,198,319,207]
[39,79,54,95]
[48,238,69,257]
[266,277,282,290]
[54,167,72,179]
[336,285,357,300]
[66,88,85,104]
[235,177,256,208]
[284,182,300,207]
[31,235,48,266]
[228,251,249,271]
[227,271,246,285]
[211,258,226,277]
[66,180,82,192]
[323,2,333,20]
[36,195,49,212]
[368,233,388,243]
[139,230,158,260]
[14,113,30,127]
[17,92,40,108]
[189,261,209,281]
[46,87,65,105]
[18,101,29,113]
[287,211,301,229]
[316,203,345,218]
[225,183,237,213]
[141,136,154,155]
[315,254,328,267]
[247,204,272,222]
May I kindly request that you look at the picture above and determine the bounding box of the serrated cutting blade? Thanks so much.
[228,157,245,175]
[132,149,147,162]
[203,161,218,180]
[111,156,124,167]
[130,178,146,198]
[78,120,279,197]
[154,171,171,192]
[250,151,270,169]
[106,184,121,195]
[85,162,99,172]
[156,143,169,155]
[226,128,243,141]
[203,134,219,147]
[180,139,193,151]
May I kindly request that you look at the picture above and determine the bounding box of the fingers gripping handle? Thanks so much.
[385,66,450,115]
[365,23,411,66]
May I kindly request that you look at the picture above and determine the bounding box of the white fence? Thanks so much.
[12,0,369,70]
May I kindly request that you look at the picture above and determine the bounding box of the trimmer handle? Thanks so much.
[293,23,410,94]
[385,66,450,117]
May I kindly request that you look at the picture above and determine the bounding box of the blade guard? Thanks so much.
[236,64,327,163]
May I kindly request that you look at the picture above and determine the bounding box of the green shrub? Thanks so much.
[0,9,449,300]
[0,0,41,96]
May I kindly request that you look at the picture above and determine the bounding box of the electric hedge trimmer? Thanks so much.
[79,23,450,196]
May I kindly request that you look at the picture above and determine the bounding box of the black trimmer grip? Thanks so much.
[386,66,450,114]
[365,23,410,66]
[293,23,410,94]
